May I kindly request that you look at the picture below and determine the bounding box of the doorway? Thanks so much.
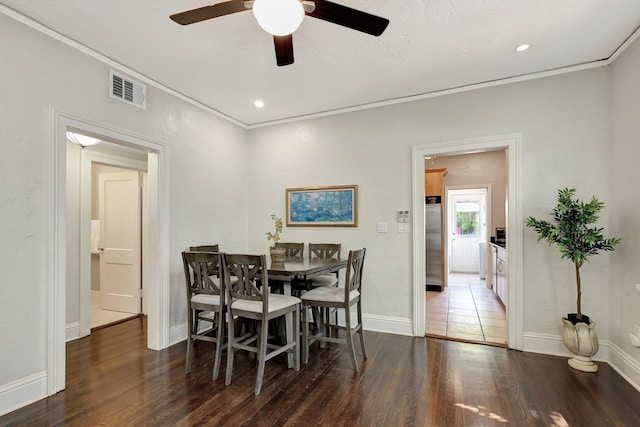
[425,165,506,345]
[49,110,169,396]
[78,143,149,336]
[411,134,523,351]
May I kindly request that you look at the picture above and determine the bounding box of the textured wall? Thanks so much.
[0,13,249,394]
[609,36,640,367]
[248,67,611,336]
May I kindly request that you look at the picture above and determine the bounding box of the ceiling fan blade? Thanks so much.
[306,0,389,36]
[170,0,248,25]
[273,34,294,66]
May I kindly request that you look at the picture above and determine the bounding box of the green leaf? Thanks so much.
[525,188,620,314]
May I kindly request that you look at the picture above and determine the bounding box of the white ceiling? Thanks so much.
[3,1,640,126]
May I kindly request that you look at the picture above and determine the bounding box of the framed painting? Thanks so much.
[286,185,358,227]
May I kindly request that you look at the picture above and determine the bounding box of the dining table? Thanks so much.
[267,256,347,295]
[266,255,347,366]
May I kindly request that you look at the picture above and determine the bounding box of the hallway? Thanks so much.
[91,290,138,330]
[426,272,506,345]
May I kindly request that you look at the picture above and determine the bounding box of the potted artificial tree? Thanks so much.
[525,188,620,372]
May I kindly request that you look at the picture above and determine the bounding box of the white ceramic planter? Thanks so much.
[561,317,599,372]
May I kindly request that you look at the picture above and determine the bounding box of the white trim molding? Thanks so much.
[66,322,80,342]
[0,371,47,417]
[412,134,524,350]
[362,314,414,337]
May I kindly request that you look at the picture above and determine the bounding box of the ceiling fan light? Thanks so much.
[66,131,101,148]
[253,0,304,36]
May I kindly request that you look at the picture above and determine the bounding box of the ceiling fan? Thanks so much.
[170,0,389,66]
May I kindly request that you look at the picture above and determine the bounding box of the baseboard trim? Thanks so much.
[362,313,413,336]
[170,322,188,347]
[66,321,80,342]
[607,341,640,393]
[0,371,47,417]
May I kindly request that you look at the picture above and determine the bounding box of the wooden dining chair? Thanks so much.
[308,243,341,288]
[221,253,301,395]
[182,251,226,380]
[301,248,367,372]
[271,242,304,294]
[306,243,342,333]
[274,242,304,258]
[188,245,223,325]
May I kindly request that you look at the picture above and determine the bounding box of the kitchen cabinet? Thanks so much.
[425,168,447,196]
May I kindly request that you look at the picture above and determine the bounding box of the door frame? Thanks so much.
[80,152,148,336]
[412,133,523,350]
[48,108,170,395]
[446,186,490,274]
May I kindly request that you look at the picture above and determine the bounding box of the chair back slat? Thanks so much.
[309,243,341,260]
[189,245,219,252]
[188,245,220,276]
[182,251,222,297]
[345,248,366,294]
[222,254,268,305]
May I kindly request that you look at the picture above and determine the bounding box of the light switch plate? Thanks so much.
[397,210,410,223]
[398,224,410,233]
[376,222,388,233]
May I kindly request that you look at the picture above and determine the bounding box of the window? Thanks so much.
[456,201,479,236]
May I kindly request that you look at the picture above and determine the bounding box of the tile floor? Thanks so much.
[426,272,507,346]
[91,291,138,330]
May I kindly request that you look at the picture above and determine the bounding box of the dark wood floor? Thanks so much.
[2,317,640,426]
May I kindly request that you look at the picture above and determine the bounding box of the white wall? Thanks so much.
[247,66,612,340]
[0,12,249,412]
[609,35,640,382]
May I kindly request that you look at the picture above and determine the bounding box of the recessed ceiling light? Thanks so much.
[254,100,265,108]
[516,44,530,52]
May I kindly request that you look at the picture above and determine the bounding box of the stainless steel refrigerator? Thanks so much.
[425,196,443,291]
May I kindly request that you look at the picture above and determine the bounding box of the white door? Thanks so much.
[448,189,487,273]
[99,171,142,313]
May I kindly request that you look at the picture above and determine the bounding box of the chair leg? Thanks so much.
[293,305,300,371]
[285,311,294,368]
[212,310,224,380]
[225,312,235,386]
[325,307,332,339]
[357,301,368,359]
[344,307,359,372]
[185,310,194,373]
[312,307,326,348]
[302,302,309,364]
[255,319,269,395]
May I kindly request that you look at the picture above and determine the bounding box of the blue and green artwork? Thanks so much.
[289,189,354,223]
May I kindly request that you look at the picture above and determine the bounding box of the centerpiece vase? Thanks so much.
[270,248,286,263]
